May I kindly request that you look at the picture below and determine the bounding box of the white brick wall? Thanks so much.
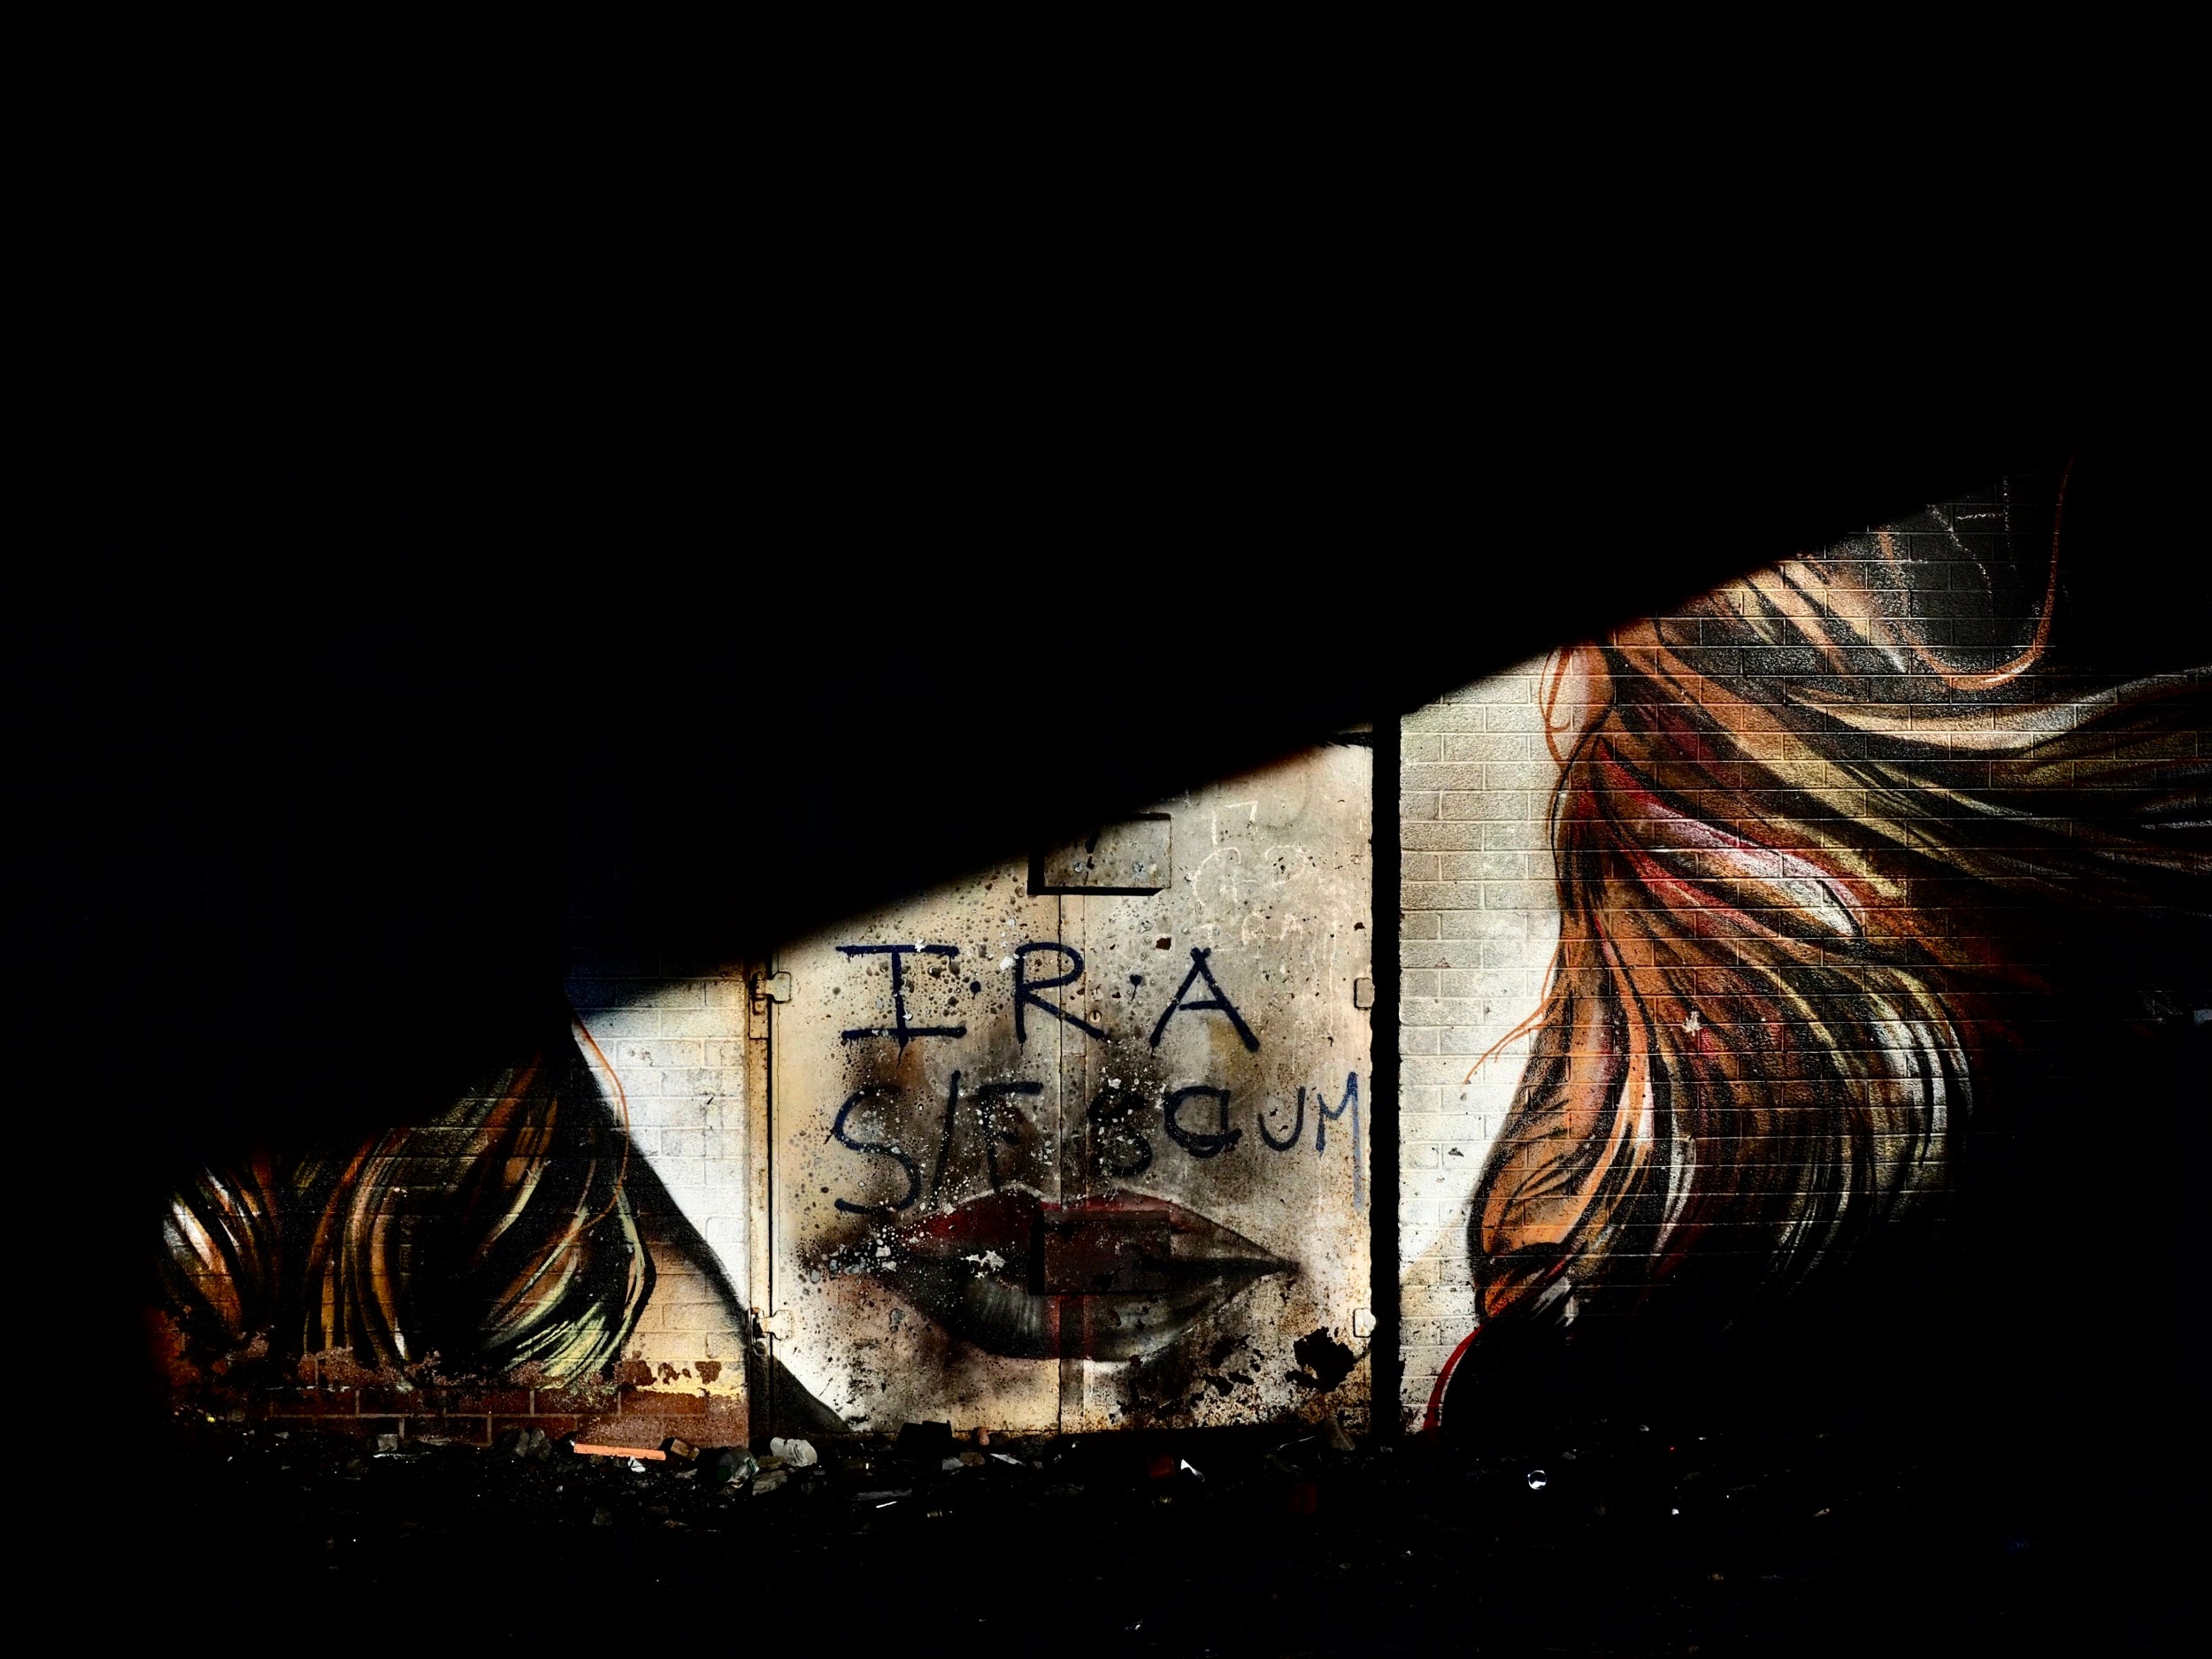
[1398,656,1563,1426]
[565,964,753,1345]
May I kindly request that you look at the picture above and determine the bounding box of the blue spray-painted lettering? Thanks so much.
[831,1087,920,1214]
[1010,942,1104,1042]
[1313,1071,1363,1210]
[1148,948,1260,1052]
[838,943,967,1047]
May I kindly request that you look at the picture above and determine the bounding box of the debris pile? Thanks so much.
[146,1401,2160,1653]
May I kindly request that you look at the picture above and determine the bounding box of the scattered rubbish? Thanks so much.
[498,1427,553,1462]
[157,1396,2047,1647]
[572,1442,667,1462]
[703,1448,757,1486]
[1146,1451,1207,1482]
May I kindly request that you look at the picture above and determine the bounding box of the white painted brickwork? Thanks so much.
[1397,656,1564,1427]
[565,964,752,1359]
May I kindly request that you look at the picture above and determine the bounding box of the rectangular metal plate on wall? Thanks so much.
[1031,815,1172,895]
[767,746,1373,1436]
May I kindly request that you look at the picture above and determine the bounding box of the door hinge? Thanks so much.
[752,970,794,1009]
[752,1307,793,1353]
[1352,976,1376,1010]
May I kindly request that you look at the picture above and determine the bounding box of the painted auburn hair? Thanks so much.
[159,1015,648,1382]
[1467,472,2210,1336]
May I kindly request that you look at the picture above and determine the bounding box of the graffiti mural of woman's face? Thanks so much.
[1418,470,2212,1426]
[159,465,2208,1446]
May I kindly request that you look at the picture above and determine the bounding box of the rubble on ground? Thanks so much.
[136,1399,2145,1654]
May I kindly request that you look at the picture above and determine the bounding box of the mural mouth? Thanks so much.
[858,1188,1292,1360]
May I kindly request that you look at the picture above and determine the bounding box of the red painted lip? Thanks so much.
[855,1188,1292,1360]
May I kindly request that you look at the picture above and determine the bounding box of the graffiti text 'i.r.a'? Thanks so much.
[1149,948,1261,1051]
[838,943,968,1047]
